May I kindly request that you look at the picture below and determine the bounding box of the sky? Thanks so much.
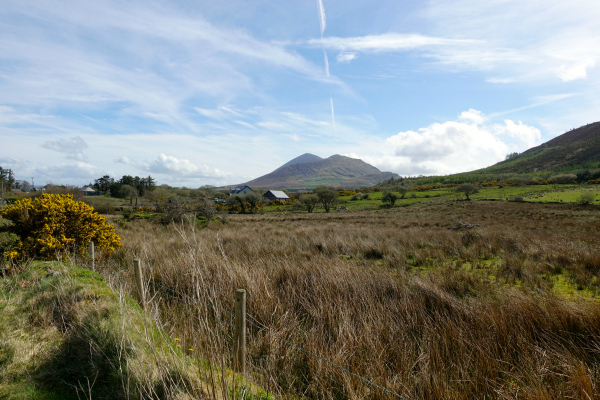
[1,0,599,187]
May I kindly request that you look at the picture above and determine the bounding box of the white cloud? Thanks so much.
[486,77,514,84]
[357,110,541,176]
[0,157,21,166]
[311,33,480,52]
[556,59,596,82]
[194,106,246,120]
[145,154,232,180]
[422,0,600,81]
[493,120,541,148]
[41,136,89,161]
[285,133,301,142]
[458,109,486,124]
[114,156,137,166]
[337,52,357,63]
[34,162,105,180]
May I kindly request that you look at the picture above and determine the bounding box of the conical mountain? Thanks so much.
[246,154,399,188]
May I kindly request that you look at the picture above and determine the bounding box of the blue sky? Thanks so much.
[1,0,599,186]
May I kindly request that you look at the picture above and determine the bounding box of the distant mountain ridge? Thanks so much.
[476,121,600,174]
[245,154,399,188]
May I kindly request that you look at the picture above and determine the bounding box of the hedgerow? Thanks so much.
[0,194,121,261]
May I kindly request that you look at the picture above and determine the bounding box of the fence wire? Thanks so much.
[72,243,407,400]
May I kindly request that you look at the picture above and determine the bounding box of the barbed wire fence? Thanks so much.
[70,242,407,400]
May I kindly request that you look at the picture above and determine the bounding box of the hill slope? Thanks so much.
[477,121,600,174]
[246,154,398,187]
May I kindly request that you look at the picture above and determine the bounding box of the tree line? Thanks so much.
[91,175,156,199]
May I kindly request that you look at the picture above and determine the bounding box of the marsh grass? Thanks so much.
[94,201,600,399]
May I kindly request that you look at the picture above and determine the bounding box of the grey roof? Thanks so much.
[267,190,289,198]
[82,186,96,192]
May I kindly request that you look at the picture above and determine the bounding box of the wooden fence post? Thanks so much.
[133,259,146,311]
[88,242,94,269]
[234,289,246,374]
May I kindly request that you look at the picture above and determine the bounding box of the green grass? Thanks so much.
[0,260,273,399]
[525,186,600,204]
[258,184,599,214]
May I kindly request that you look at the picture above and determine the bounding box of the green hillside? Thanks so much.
[475,121,600,174]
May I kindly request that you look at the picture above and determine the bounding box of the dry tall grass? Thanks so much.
[97,201,600,399]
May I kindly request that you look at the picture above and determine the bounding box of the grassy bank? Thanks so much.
[0,260,268,400]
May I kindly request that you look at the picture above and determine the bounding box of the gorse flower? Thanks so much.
[0,193,122,261]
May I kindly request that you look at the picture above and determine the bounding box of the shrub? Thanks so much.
[0,216,19,263]
[299,194,320,213]
[550,174,577,184]
[0,194,121,261]
[397,187,408,199]
[315,189,339,213]
[381,191,398,206]
[577,192,596,205]
[81,197,116,215]
[455,183,479,200]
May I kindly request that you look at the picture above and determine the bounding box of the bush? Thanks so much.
[0,216,19,264]
[577,192,596,205]
[550,174,577,184]
[381,191,398,206]
[0,194,121,261]
[455,183,479,200]
[81,197,116,215]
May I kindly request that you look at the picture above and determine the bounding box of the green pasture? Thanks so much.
[524,186,600,204]
[261,184,600,213]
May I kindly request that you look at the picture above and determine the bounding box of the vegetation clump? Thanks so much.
[381,190,398,206]
[0,194,121,261]
[456,183,480,200]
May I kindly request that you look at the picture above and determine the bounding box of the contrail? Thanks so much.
[323,50,330,76]
[317,0,326,35]
[330,97,337,134]
[318,0,335,135]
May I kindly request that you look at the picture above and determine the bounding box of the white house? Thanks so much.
[263,190,289,202]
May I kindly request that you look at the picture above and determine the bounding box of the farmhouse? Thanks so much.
[81,186,97,196]
[229,185,253,196]
[263,190,289,202]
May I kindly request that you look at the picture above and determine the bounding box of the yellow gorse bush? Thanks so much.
[0,193,121,261]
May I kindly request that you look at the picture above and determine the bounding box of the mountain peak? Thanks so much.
[275,153,323,171]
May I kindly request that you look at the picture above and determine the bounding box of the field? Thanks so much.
[94,199,600,399]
